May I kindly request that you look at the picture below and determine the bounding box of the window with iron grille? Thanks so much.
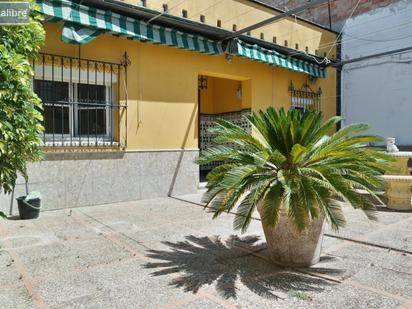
[289,81,322,111]
[32,53,128,148]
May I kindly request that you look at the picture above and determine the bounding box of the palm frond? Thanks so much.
[233,177,273,233]
[197,107,391,233]
[261,182,283,227]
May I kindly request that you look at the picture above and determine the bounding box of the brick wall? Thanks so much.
[259,0,401,30]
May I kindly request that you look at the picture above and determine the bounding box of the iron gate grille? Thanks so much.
[199,109,252,172]
[289,81,322,111]
[32,53,128,148]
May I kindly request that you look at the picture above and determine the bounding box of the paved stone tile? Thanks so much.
[2,210,97,243]
[376,250,412,274]
[316,243,389,280]
[0,219,40,236]
[390,215,412,231]
[0,250,22,286]
[77,197,209,231]
[373,208,412,226]
[309,283,402,309]
[18,237,135,279]
[0,283,36,309]
[184,297,226,309]
[0,195,411,308]
[1,231,60,252]
[176,193,204,205]
[143,237,335,304]
[175,195,261,220]
[325,219,382,240]
[78,203,172,230]
[222,279,401,309]
[220,270,335,309]
[179,216,265,241]
[119,222,201,253]
[39,259,200,308]
[351,265,412,298]
[366,228,412,252]
[33,267,103,307]
[321,236,346,252]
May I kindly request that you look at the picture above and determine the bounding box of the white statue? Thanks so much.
[387,137,399,153]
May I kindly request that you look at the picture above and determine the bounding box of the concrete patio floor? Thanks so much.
[1,193,412,309]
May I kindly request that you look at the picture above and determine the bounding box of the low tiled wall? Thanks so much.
[0,149,199,214]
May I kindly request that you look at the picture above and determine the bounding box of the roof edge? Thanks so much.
[78,0,334,66]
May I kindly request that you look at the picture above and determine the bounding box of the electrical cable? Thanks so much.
[287,21,412,63]
[220,0,398,63]
[275,0,410,38]
[280,3,412,53]
[222,0,330,34]
[286,18,412,62]
[150,0,409,48]
[323,0,362,63]
[344,32,412,43]
[287,0,361,64]
[339,44,412,66]
[338,1,412,31]
[253,0,412,50]
[221,0,329,30]
[313,18,412,50]
[144,0,411,63]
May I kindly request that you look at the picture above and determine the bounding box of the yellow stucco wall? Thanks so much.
[40,22,337,150]
[125,0,337,59]
[200,77,248,114]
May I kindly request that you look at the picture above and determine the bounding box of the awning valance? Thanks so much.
[61,22,103,45]
[36,1,327,78]
[36,0,223,55]
[228,39,327,78]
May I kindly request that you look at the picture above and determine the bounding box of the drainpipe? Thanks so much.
[336,37,342,131]
[328,0,332,30]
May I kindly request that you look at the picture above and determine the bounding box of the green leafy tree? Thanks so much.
[0,1,45,216]
[197,107,393,233]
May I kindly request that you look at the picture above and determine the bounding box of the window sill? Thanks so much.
[41,140,120,148]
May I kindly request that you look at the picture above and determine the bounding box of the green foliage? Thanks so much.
[0,1,45,199]
[197,107,394,233]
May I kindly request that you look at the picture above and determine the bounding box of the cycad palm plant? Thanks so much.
[197,107,392,266]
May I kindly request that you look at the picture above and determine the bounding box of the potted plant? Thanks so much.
[0,1,45,219]
[196,107,392,267]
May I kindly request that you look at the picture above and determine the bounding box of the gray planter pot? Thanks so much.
[258,205,325,267]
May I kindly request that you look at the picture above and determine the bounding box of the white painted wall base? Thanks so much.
[0,150,199,215]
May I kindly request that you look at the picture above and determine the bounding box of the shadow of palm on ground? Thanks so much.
[144,235,341,300]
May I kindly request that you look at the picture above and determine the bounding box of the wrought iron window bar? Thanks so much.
[289,81,322,111]
[32,53,129,148]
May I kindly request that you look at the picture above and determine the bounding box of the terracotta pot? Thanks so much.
[258,203,325,267]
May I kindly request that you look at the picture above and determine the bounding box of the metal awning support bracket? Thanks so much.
[222,0,329,41]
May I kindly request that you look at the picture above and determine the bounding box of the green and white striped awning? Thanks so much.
[36,0,223,55]
[36,1,326,78]
[228,39,327,78]
[61,22,103,45]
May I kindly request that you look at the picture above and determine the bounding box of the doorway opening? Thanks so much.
[198,75,251,182]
